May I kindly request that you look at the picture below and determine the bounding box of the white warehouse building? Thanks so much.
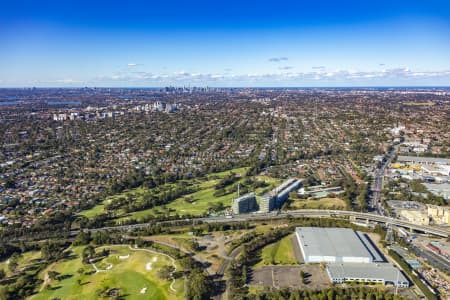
[295,227,383,264]
[295,227,409,288]
[327,262,409,287]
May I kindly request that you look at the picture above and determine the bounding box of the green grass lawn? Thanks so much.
[79,186,171,218]
[0,250,42,277]
[30,245,184,300]
[205,167,249,179]
[289,197,347,210]
[124,173,281,220]
[80,167,281,222]
[80,203,105,218]
[254,234,298,268]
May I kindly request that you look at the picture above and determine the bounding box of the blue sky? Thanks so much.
[1,0,450,87]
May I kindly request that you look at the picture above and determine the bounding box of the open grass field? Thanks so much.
[254,234,298,268]
[205,167,249,179]
[79,184,181,219]
[81,166,281,222]
[81,203,105,218]
[30,245,184,300]
[289,197,347,210]
[0,250,42,277]
[163,173,280,217]
[80,167,248,221]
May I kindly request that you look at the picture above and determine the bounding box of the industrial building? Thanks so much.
[327,263,409,287]
[295,227,409,287]
[231,192,257,214]
[399,210,430,225]
[259,178,302,212]
[397,156,450,166]
[423,183,450,201]
[427,204,450,225]
[388,201,450,225]
[299,185,344,199]
[295,227,383,263]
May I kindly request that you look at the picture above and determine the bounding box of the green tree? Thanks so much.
[73,231,91,246]
[8,253,20,273]
[157,265,175,280]
[185,269,213,300]
[82,245,95,264]
[48,271,60,281]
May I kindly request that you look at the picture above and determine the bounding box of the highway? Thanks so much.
[204,210,450,237]
[370,145,398,215]
[77,209,449,238]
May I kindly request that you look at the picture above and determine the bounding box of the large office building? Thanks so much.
[232,192,257,214]
[259,178,302,212]
[295,227,409,287]
[259,193,275,213]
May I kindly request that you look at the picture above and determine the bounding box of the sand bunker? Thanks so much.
[146,262,152,270]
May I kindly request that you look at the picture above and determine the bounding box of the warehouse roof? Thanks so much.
[397,156,450,165]
[327,263,409,285]
[355,231,384,262]
[295,227,375,260]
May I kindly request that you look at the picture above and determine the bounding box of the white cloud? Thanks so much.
[55,79,79,84]
[93,67,450,85]
[268,57,288,62]
[127,63,143,68]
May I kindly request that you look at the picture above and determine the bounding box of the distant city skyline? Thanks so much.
[1,0,450,87]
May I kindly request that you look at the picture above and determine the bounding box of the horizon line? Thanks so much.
[1,85,450,89]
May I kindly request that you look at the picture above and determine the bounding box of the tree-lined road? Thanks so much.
[370,145,398,215]
[78,209,449,238]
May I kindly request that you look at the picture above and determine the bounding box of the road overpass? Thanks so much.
[218,210,449,237]
[77,209,449,238]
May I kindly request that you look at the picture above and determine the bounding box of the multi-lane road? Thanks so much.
[77,209,449,238]
[370,145,398,215]
[204,210,450,237]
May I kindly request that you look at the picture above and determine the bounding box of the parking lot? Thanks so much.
[249,265,331,289]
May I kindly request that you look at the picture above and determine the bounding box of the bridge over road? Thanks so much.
[69,209,448,239]
[202,209,449,238]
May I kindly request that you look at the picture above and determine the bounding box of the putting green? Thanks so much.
[30,245,183,300]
